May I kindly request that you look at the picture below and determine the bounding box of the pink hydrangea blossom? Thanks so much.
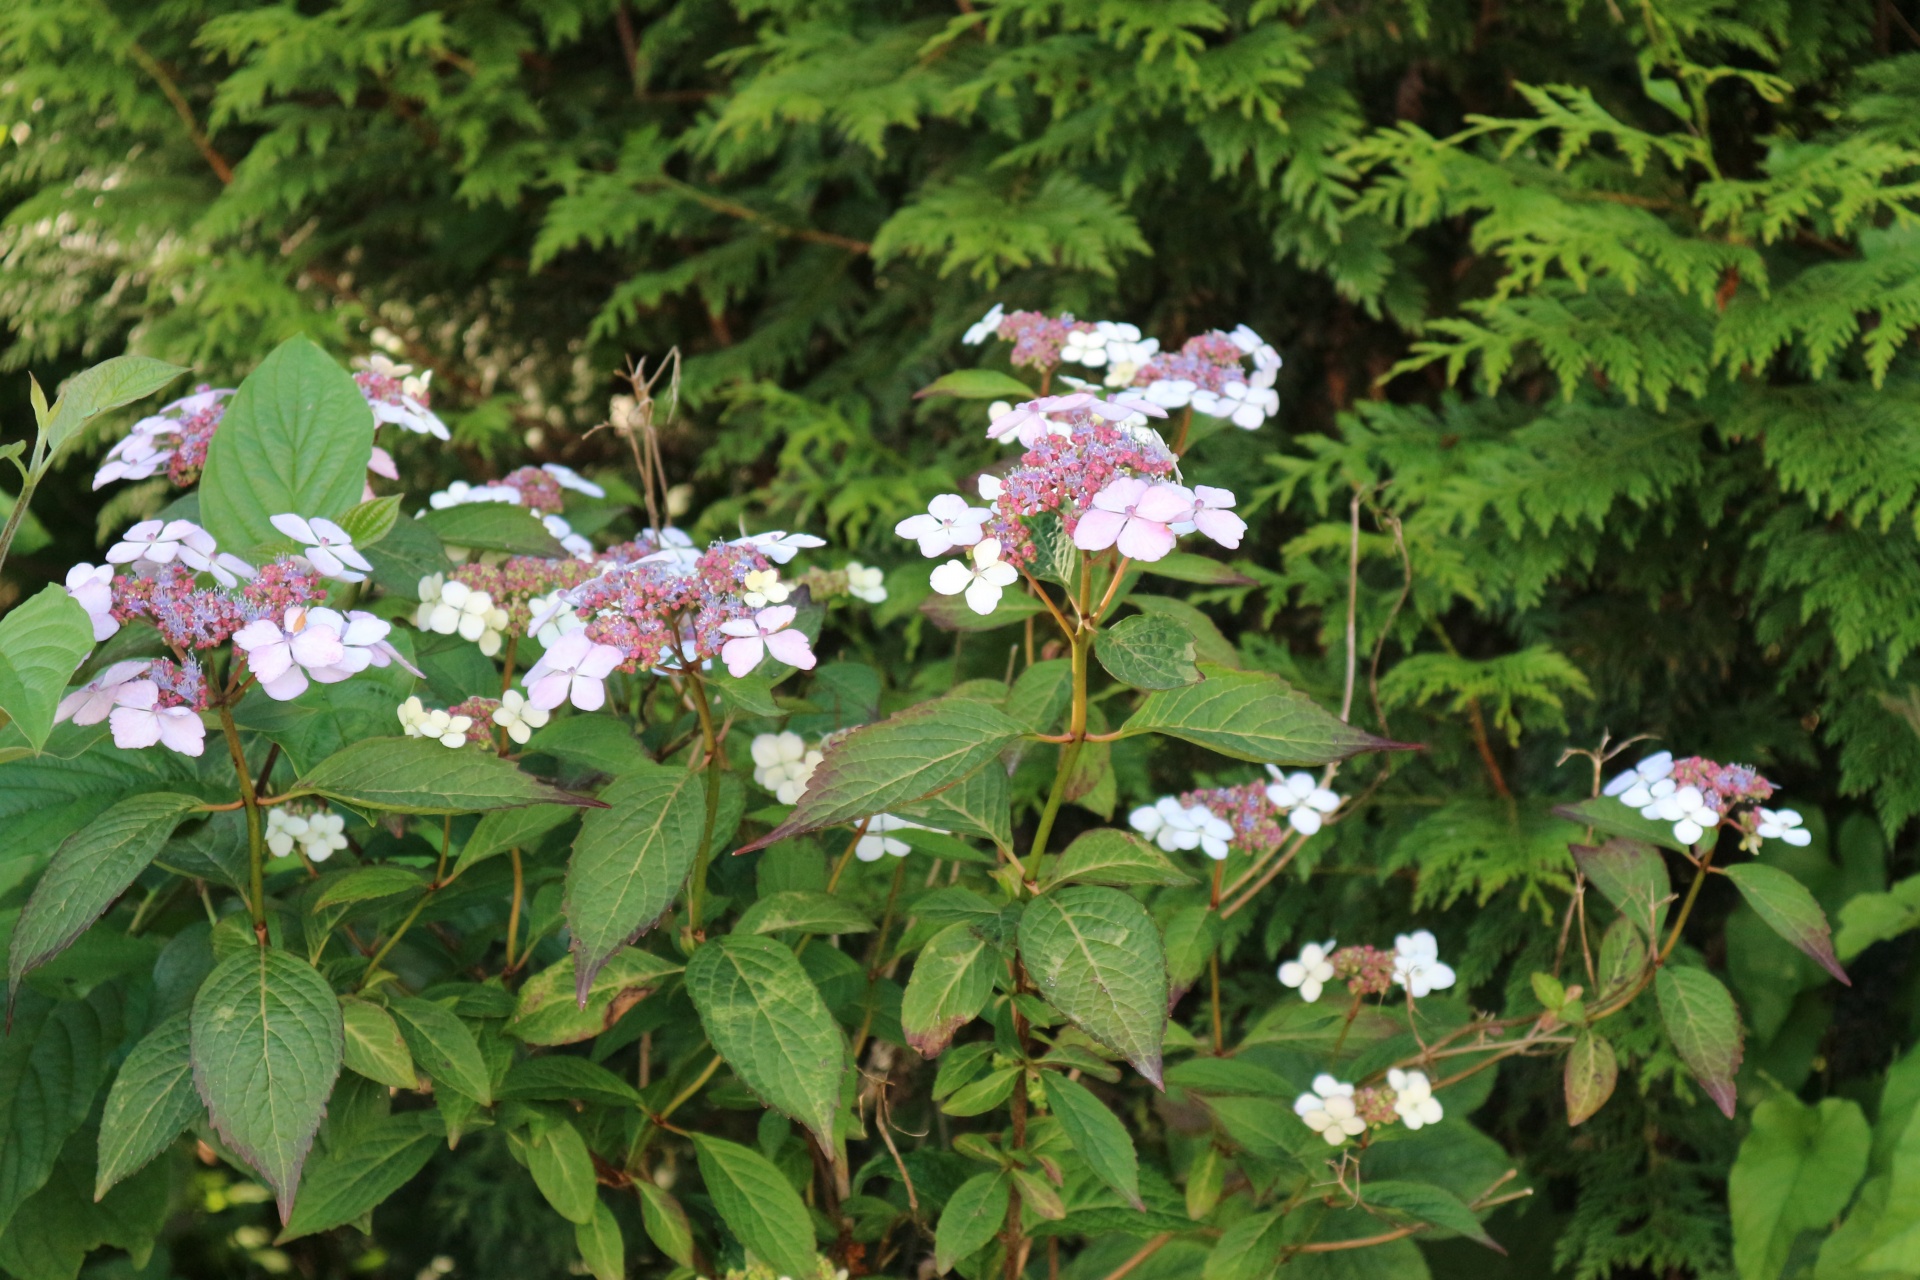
[1072,478,1189,561]
[233,607,352,700]
[896,494,990,557]
[523,631,624,711]
[65,563,119,640]
[109,680,205,756]
[56,660,152,726]
[718,605,817,677]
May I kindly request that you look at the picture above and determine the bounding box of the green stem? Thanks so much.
[1024,630,1090,879]
[216,701,268,941]
[1659,841,1712,963]
[361,894,431,985]
[0,463,42,581]
[683,670,724,936]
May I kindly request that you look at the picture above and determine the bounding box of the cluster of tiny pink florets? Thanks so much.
[985,419,1177,567]
[571,541,779,672]
[439,555,601,632]
[498,466,566,515]
[1331,945,1398,997]
[111,560,327,651]
[996,310,1086,371]
[1173,781,1295,857]
[1138,331,1249,395]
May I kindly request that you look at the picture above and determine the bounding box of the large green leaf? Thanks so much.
[1120,666,1404,765]
[199,336,374,556]
[564,765,709,997]
[1095,614,1202,690]
[1555,796,1692,854]
[0,988,132,1235]
[576,1199,625,1280]
[419,503,568,557]
[276,1112,442,1243]
[389,996,492,1104]
[689,1134,819,1278]
[41,355,185,455]
[1045,828,1193,889]
[338,997,417,1090]
[914,368,1034,399]
[0,1126,169,1280]
[1042,1072,1141,1209]
[1563,1030,1617,1126]
[685,934,845,1152]
[10,792,202,990]
[739,697,1027,853]
[1020,886,1168,1087]
[508,948,683,1046]
[456,803,579,875]
[1729,1094,1869,1280]
[522,1118,598,1225]
[1571,838,1673,938]
[1724,862,1848,984]
[1204,1209,1288,1280]
[293,736,599,815]
[0,586,95,753]
[736,890,875,936]
[1364,1179,1499,1250]
[636,1181,695,1267]
[190,947,344,1221]
[1654,965,1743,1118]
[95,1012,203,1199]
[901,923,997,1058]
[936,1170,1009,1272]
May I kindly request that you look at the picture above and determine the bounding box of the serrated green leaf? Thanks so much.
[1570,837,1673,941]
[1005,659,1072,734]
[190,948,344,1222]
[636,1180,695,1266]
[338,997,416,1090]
[893,756,1014,850]
[42,355,185,455]
[525,1119,598,1225]
[1042,1072,1141,1208]
[1020,886,1168,1087]
[0,988,131,1235]
[1121,666,1404,765]
[709,669,781,717]
[10,791,202,990]
[363,514,450,596]
[1046,828,1193,889]
[294,736,598,816]
[199,336,373,557]
[456,803,578,875]
[1564,1030,1617,1126]
[920,589,1046,632]
[507,948,682,1047]
[575,1198,624,1280]
[0,585,96,754]
[95,1012,203,1200]
[389,996,492,1105]
[500,1057,640,1108]
[1730,1094,1869,1280]
[275,1111,442,1243]
[914,368,1035,399]
[1141,552,1254,587]
[901,922,997,1058]
[420,503,567,557]
[1556,796,1692,854]
[311,866,425,914]
[940,1065,1020,1116]
[564,765,709,997]
[1204,1207,1287,1279]
[740,696,1025,853]
[737,890,875,936]
[1095,614,1201,690]
[1364,1179,1500,1249]
[1124,594,1239,668]
[1655,965,1743,1118]
[336,494,402,547]
[936,1170,1009,1272]
[526,714,653,775]
[1725,862,1848,984]
[685,934,845,1152]
[690,1134,818,1278]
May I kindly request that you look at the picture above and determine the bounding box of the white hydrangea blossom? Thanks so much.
[1388,1069,1444,1129]
[1391,930,1457,998]
[266,810,349,863]
[844,562,888,604]
[417,575,511,655]
[856,813,942,862]
[1294,1074,1366,1145]
[1264,767,1342,835]
[398,696,473,749]
[751,731,823,805]
[491,690,550,745]
[1278,939,1338,1003]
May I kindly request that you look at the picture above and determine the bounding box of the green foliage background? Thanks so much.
[4,1,1920,1278]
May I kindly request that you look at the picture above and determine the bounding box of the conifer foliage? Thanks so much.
[2,3,1920,1280]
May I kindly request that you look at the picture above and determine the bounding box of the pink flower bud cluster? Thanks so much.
[499,466,566,515]
[983,419,1178,567]
[1136,331,1249,396]
[1669,756,1775,813]
[448,696,505,745]
[1174,781,1294,857]
[548,538,816,675]
[1331,945,1398,997]
[110,560,328,652]
[1352,1086,1400,1128]
[991,310,1091,371]
[437,556,600,632]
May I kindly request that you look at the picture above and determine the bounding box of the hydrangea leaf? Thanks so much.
[1724,862,1849,984]
[689,1134,818,1278]
[1120,666,1408,765]
[1654,965,1743,1118]
[1095,613,1202,690]
[1020,885,1168,1087]
[0,586,95,754]
[293,736,601,816]
[95,1012,203,1200]
[564,765,709,998]
[901,922,997,1058]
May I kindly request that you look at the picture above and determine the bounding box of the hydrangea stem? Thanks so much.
[682,670,725,936]
[216,700,267,941]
